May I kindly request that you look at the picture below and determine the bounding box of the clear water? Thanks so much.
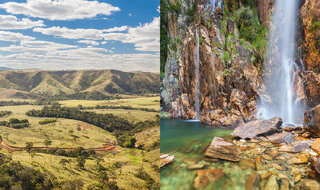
[160,119,253,190]
[257,0,305,125]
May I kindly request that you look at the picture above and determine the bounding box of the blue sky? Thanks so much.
[0,0,159,72]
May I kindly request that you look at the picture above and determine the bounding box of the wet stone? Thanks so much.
[239,159,256,170]
[245,172,260,190]
[264,175,279,190]
[204,137,240,162]
[193,169,224,189]
[187,163,206,170]
[280,179,289,190]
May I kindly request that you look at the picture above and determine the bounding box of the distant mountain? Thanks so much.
[0,67,13,71]
[0,69,160,99]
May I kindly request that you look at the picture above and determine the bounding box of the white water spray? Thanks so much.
[195,28,200,119]
[257,0,305,125]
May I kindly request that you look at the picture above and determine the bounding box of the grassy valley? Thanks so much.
[0,70,160,190]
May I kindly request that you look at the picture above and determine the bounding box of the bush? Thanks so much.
[39,119,57,125]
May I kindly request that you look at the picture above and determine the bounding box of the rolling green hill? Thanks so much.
[0,69,160,99]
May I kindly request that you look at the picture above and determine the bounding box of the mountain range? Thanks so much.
[0,69,159,99]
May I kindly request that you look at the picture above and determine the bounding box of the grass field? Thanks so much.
[0,105,115,148]
[0,96,160,189]
[89,109,158,123]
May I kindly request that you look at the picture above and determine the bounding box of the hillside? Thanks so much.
[0,69,160,99]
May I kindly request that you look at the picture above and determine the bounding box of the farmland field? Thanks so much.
[0,95,160,189]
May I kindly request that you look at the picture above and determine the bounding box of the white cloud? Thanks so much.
[0,31,35,42]
[78,40,99,46]
[101,41,107,45]
[129,13,132,16]
[33,26,128,40]
[0,15,44,29]
[0,45,159,72]
[157,6,160,13]
[0,0,120,21]
[33,17,159,52]
[101,17,160,52]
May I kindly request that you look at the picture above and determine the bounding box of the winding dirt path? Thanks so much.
[0,141,115,152]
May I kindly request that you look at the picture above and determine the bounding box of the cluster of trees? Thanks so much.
[31,147,96,159]
[26,106,160,148]
[0,111,12,117]
[39,119,57,125]
[81,104,158,112]
[0,153,55,189]
[0,100,31,106]
[0,118,30,129]
[26,107,132,133]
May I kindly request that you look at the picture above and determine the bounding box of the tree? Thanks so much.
[59,159,69,167]
[123,137,137,148]
[77,156,86,169]
[44,139,52,147]
[0,135,2,142]
[25,142,33,153]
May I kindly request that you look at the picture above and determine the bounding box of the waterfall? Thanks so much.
[257,0,305,125]
[195,28,200,119]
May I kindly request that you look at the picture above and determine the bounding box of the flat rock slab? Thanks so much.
[231,117,282,139]
[205,137,240,162]
[267,131,294,144]
[279,140,314,153]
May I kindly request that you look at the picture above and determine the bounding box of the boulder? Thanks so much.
[231,117,282,139]
[204,137,240,162]
[304,105,320,137]
[267,131,294,144]
[193,169,224,189]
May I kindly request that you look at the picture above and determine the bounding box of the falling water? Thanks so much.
[257,0,305,125]
[195,28,200,119]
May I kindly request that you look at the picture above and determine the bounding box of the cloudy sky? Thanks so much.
[0,0,159,72]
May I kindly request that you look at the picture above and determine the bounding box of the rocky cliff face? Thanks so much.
[161,0,320,127]
[300,0,320,108]
[162,0,263,126]
[255,0,274,27]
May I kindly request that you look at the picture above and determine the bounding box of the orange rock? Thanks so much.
[261,172,272,179]
[239,159,256,170]
[255,156,263,170]
[245,172,260,190]
[288,153,309,164]
[193,169,224,189]
[311,138,320,154]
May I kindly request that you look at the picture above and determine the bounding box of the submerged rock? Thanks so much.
[264,175,279,190]
[204,137,240,162]
[193,168,224,189]
[187,163,206,170]
[245,172,260,190]
[232,117,282,139]
[287,154,309,164]
[296,179,320,190]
